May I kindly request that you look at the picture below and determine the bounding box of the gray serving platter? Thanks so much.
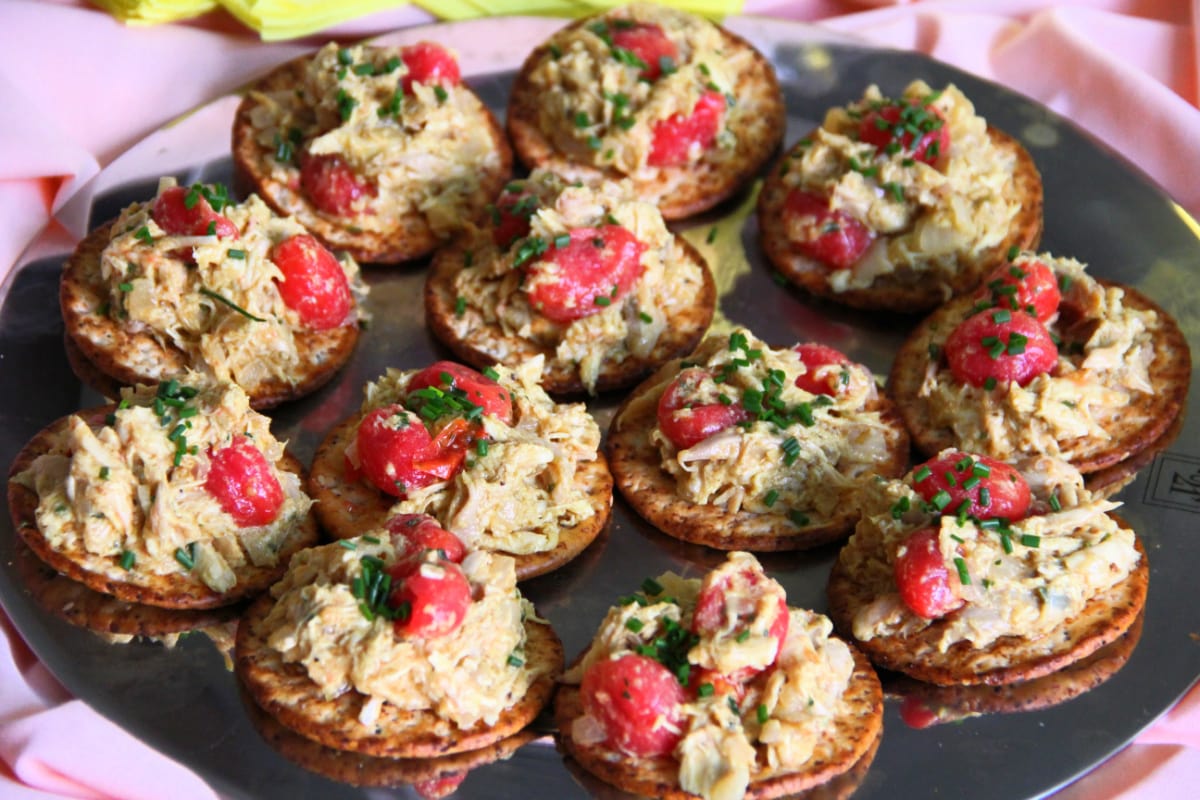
[1,18,1197,800]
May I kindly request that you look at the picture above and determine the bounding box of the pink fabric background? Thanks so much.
[0,1,1196,798]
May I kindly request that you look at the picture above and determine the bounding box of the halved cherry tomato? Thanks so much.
[407,361,513,424]
[204,436,283,527]
[580,653,685,757]
[648,90,725,167]
[894,527,964,619]
[945,309,1058,388]
[152,185,238,239]
[794,343,851,396]
[355,406,450,497]
[385,513,467,564]
[912,450,1032,521]
[299,153,375,217]
[783,189,874,270]
[610,22,679,82]
[976,259,1061,324]
[271,234,353,330]
[857,101,949,165]
[387,559,472,638]
[692,565,789,677]
[524,225,645,323]
[492,185,539,248]
[411,418,475,480]
[656,367,749,450]
[400,42,461,92]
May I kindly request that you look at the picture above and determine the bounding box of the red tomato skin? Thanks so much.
[610,23,679,82]
[945,309,1058,388]
[412,773,467,800]
[912,450,1032,521]
[656,368,750,450]
[898,695,941,729]
[977,259,1062,324]
[354,406,445,497]
[385,513,467,563]
[492,188,538,248]
[388,560,472,639]
[271,234,354,330]
[894,527,964,619]
[204,437,284,527]
[857,102,950,165]
[299,153,375,217]
[152,186,238,239]
[648,90,725,167]
[525,225,645,323]
[794,343,851,396]
[401,42,462,92]
[407,361,514,424]
[580,653,685,757]
[783,190,874,270]
[692,567,790,678]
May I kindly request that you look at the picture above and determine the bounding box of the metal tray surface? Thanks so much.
[1,19,1198,800]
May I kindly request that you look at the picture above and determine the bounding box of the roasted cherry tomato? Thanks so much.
[492,185,539,248]
[912,450,1032,521]
[656,367,750,450]
[400,41,461,92]
[894,527,964,619]
[945,308,1058,388]
[354,406,454,497]
[407,361,514,424]
[794,343,851,396]
[524,224,645,323]
[610,22,679,82]
[976,259,1062,324]
[388,559,472,638]
[204,436,283,527]
[386,513,467,564]
[299,153,375,217]
[271,234,354,330]
[580,653,685,758]
[783,189,874,270]
[692,566,789,676]
[648,90,725,167]
[152,185,238,239]
[857,101,949,165]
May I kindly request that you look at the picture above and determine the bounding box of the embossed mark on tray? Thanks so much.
[1143,452,1200,513]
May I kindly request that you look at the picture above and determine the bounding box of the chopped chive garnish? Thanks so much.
[1020,534,1041,548]
[174,544,196,570]
[199,288,266,322]
[625,618,644,632]
[507,653,525,667]
[1049,493,1062,512]
[757,704,769,724]
[954,557,971,585]
[697,683,714,698]
[763,489,779,507]
[641,577,663,595]
[338,540,357,550]
[454,296,467,317]
[119,550,135,570]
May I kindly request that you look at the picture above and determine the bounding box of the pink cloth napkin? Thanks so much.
[0,1,1197,798]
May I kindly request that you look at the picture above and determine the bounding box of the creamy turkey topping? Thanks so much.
[780,80,1020,290]
[450,170,707,392]
[636,329,898,521]
[101,178,366,388]
[246,42,501,236]
[525,3,739,174]
[355,357,601,554]
[263,537,541,729]
[920,254,1159,461]
[13,380,311,593]
[844,457,1140,651]
[564,552,855,800]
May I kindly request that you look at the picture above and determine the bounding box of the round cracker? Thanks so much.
[507,18,784,221]
[232,54,512,265]
[888,280,1191,474]
[307,414,612,581]
[607,362,910,551]
[425,236,716,395]
[826,523,1149,687]
[8,406,320,610]
[554,642,882,799]
[235,592,562,759]
[60,222,361,410]
[886,607,1143,726]
[239,683,539,789]
[758,127,1043,313]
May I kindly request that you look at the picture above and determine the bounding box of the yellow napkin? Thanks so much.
[91,0,745,37]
